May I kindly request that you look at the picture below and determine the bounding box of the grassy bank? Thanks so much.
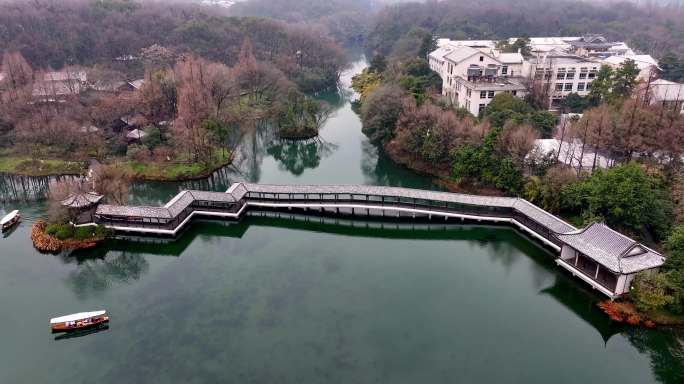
[119,150,232,181]
[0,155,86,177]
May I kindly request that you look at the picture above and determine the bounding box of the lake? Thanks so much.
[0,54,682,384]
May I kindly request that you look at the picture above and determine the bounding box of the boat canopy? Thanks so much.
[0,210,19,225]
[50,310,106,324]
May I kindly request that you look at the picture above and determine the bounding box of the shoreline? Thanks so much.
[0,157,234,183]
[598,300,684,328]
[31,220,109,253]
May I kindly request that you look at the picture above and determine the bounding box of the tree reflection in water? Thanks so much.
[62,248,150,300]
[267,138,338,176]
[625,329,684,384]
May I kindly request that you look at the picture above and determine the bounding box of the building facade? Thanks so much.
[430,35,661,113]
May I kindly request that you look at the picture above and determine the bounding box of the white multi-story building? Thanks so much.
[430,35,660,113]
[529,54,603,107]
[429,44,529,115]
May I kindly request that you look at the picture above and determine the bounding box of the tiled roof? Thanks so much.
[96,205,172,219]
[556,223,665,273]
[242,183,516,207]
[61,192,104,208]
[512,200,576,233]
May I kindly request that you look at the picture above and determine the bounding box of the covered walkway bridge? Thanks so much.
[93,183,666,299]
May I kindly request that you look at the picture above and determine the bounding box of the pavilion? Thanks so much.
[61,191,104,224]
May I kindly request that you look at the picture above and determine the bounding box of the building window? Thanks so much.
[478,104,486,114]
[579,73,587,79]
[577,82,585,91]
[488,91,495,98]
[586,82,592,90]
[564,83,573,91]
[555,83,564,91]
[467,89,471,97]
[566,72,575,80]
[588,73,596,79]
[480,91,487,99]
[512,90,517,96]
[556,72,566,80]
[479,56,484,62]
[501,66,508,75]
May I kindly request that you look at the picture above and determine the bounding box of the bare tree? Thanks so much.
[499,121,539,167]
[48,178,89,223]
[93,165,130,205]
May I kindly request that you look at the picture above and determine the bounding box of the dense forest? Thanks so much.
[0,0,345,91]
[0,0,342,181]
[230,0,372,45]
[364,0,684,59]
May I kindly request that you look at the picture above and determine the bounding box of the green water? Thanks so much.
[0,55,682,384]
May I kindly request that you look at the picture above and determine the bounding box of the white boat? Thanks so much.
[1,210,20,231]
[50,310,109,333]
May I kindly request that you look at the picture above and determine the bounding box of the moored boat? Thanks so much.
[50,310,109,333]
[1,210,20,232]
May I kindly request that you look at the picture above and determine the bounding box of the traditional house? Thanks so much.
[556,222,665,298]
[32,70,88,102]
[126,128,147,143]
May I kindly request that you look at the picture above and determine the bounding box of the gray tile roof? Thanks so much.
[96,204,172,219]
[167,191,196,217]
[190,190,238,203]
[61,192,104,208]
[512,200,576,233]
[242,183,517,207]
[556,223,665,273]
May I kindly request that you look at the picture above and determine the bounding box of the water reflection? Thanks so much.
[267,138,338,176]
[0,174,76,202]
[541,277,623,344]
[361,140,441,189]
[63,249,150,299]
[54,325,110,341]
[626,329,684,383]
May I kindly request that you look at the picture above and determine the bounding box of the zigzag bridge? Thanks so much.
[87,183,666,299]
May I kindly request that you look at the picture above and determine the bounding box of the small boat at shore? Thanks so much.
[1,210,20,232]
[50,310,109,333]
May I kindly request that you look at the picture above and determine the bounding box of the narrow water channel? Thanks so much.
[0,53,682,384]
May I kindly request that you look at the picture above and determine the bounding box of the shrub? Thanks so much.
[74,226,95,240]
[53,224,75,241]
[631,272,675,313]
[127,144,150,162]
[561,162,673,238]
[94,225,111,238]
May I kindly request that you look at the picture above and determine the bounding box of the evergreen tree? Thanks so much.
[589,65,615,105]
[613,59,639,99]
